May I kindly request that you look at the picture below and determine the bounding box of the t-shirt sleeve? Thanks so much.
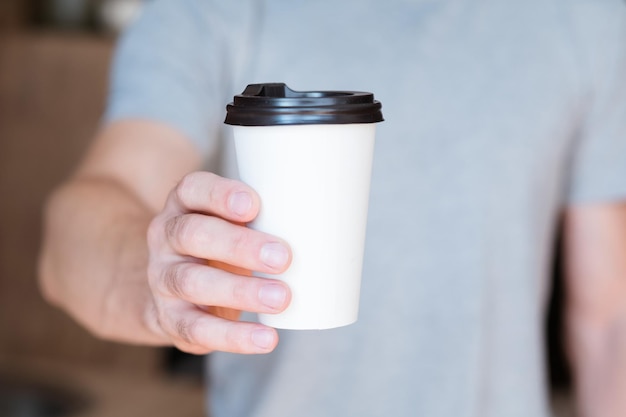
[104,0,225,155]
[566,0,626,204]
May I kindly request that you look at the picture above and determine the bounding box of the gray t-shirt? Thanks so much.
[106,1,626,416]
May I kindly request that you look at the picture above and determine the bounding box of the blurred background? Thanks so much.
[0,1,577,416]
[1,1,204,416]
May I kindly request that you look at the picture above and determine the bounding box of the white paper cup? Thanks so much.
[225,84,383,329]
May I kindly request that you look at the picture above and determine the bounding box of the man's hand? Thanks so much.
[39,120,291,356]
[147,172,292,354]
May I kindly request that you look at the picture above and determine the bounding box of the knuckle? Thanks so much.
[175,317,199,346]
[162,264,192,299]
[206,174,227,208]
[166,215,196,251]
[231,278,252,306]
[223,323,248,352]
[176,172,220,211]
[175,173,200,205]
[229,228,252,257]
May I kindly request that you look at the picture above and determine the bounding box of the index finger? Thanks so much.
[168,171,260,222]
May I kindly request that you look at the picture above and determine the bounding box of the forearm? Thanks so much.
[568,308,626,417]
[39,175,166,345]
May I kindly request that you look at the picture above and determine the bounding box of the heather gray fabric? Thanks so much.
[106,1,626,416]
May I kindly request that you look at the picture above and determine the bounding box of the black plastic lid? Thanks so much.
[224,83,384,126]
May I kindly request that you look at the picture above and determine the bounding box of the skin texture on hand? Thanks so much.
[38,120,292,355]
[146,171,293,354]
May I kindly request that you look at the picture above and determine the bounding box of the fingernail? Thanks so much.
[260,242,289,269]
[259,283,288,309]
[228,192,252,217]
[251,328,275,350]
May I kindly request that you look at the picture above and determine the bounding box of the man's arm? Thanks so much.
[38,120,292,353]
[563,202,626,417]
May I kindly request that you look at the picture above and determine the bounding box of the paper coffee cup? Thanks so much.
[225,83,383,330]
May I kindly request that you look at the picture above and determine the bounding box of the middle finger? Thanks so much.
[164,213,291,273]
[157,261,291,313]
